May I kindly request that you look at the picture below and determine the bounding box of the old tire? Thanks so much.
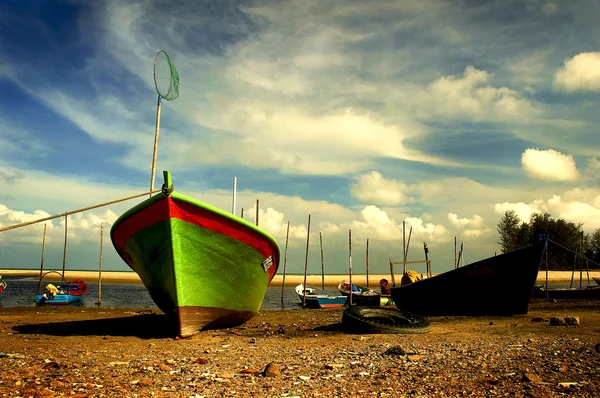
[342,306,431,334]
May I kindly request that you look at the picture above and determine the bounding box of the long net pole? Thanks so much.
[280,221,290,305]
[149,96,162,197]
[97,223,104,307]
[302,214,311,309]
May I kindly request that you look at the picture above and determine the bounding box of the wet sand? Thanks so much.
[3,269,599,287]
[0,299,599,397]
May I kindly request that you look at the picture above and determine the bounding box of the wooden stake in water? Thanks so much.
[366,239,370,289]
[61,214,68,284]
[404,226,413,273]
[231,176,237,215]
[319,232,325,290]
[348,229,353,306]
[402,221,406,273]
[281,221,290,305]
[545,243,549,300]
[97,223,104,307]
[255,199,259,226]
[241,208,244,219]
[38,223,47,284]
[302,215,311,308]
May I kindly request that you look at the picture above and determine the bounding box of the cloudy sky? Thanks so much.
[1,0,599,277]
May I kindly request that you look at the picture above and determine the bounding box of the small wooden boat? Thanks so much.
[337,282,382,306]
[295,284,347,308]
[533,284,600,300]
[111,171,280,338]
[390,239,548,316]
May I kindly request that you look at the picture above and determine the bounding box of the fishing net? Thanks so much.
[153,50,180,101]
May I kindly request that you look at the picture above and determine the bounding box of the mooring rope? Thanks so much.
[0,189,161,233]
[547,238,600,268]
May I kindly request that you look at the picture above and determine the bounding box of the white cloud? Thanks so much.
[494,194,600,232]
[350,171,412,205]
[0,204,116,245]
[553,52,600,92]
[416,66,538,121]
[448,213,483,228]
[521,148,579,181]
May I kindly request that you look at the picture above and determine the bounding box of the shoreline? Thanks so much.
[2,268,599,286]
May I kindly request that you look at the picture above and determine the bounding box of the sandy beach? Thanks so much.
[0,299,599,397]
[2,268,600,287]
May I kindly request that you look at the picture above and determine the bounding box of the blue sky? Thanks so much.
[1,0,600,276]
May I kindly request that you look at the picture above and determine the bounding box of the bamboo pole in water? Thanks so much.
[348,229,353,306]
[231,176,237,215]
[402,221,406,273]
[255,200,259,226]
[319,232,325,290]
[366,239,369,289]
[404,226,413,272]
[61,214,68,284]
[37,224,47,288]
[97,223,104,307]
[280,221,290,304]
[454,237,457,269]
[302,215,311,308]
[545,244,549,300]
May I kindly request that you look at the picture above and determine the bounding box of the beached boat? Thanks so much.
[337,282,383,306]
[111,171,280,338]
[295,284,347,308]
[532,284,600,300]
[390,239,548,316]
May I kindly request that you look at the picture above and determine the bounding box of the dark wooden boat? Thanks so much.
[533,278,600,300]
[337,282,383,306]
[390,239,548,316]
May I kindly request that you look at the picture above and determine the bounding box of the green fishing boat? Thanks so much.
[111,171,280,338]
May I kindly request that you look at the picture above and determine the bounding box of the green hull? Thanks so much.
[111,179,279,338]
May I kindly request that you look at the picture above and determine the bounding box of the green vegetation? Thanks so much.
[496,211,600,270]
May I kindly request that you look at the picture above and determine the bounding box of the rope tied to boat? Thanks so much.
[162,183,174,195]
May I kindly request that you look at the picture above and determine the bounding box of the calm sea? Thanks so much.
[0,276,320,310]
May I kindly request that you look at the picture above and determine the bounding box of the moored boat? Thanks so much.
[35,272,88,305]
[111,171,280,338]
[337,282,382,306]
[390,239,548,316]
[533,284,600,300]
[0,277,6,292]
[295,284,347,308]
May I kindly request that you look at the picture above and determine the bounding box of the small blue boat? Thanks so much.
[35,292,81,305]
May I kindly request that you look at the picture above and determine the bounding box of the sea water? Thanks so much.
[0,276,321,310]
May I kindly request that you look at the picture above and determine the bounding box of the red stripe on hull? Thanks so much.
[112,196,278,280]
[319,304,345,309]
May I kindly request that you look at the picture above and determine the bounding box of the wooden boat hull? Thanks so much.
[35,293,81,305]
[111,184,280,338]
[390,240,548,316]
[337,282,381,306]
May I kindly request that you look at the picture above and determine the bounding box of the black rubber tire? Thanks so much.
[342,306,431,334]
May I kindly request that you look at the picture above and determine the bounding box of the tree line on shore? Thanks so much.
[497,211,600,270]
